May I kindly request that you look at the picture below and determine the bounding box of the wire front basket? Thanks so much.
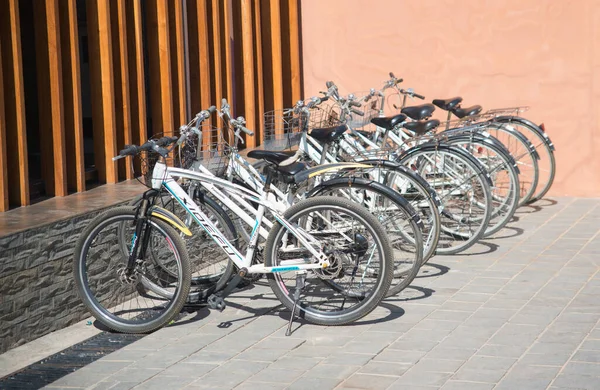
[345,91,382,129]
[262,106,343,151]
[181,125,232,177]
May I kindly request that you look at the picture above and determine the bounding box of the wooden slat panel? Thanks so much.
[169,0,187,126]
[146,0,174,137]
[240,0,256,148]
[59,0,85,192]
[0,0,29,206]
[126,0,147,147]
[87,0,118,183]
[269,0,284,126]
[0,40,8,211]
[253,0,265,143]
[111,0,133,180]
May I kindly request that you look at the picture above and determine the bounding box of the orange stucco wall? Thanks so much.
[300,0,600,197]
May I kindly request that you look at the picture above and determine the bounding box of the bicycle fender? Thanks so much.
[493,115,555,151]
[293,162,372,183]
[485,122,540,160]
[397,142,494,187]
[150,206,192,236]
[354,159,443,209]
[306,176,424,230]
[445,134,520,175]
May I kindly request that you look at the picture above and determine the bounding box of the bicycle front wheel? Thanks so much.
[74,206,191,333]
[265,196,394,326]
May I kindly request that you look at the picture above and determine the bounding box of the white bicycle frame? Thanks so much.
[152,160,330,274]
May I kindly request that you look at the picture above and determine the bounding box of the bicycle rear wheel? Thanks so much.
[265,197,394,326]
[398,144,493,255]
[493,117,555,203]
[446,135,520,236]
[74,207,191,333]
[307,177,424,296]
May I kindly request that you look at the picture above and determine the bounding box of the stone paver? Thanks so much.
[1,197,598,390]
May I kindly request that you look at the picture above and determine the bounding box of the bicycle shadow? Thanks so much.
[487,226,525,240]
[384,285,435,302]
[515,198,558,214]
[415,262,449,279]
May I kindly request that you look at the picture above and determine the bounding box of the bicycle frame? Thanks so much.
[152,161,330,274]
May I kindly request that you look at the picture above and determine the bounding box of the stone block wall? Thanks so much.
[0,206,124,353]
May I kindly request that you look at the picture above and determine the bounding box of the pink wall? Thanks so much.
[300,0,600,197]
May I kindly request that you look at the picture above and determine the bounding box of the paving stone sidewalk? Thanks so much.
[37,198,600,389]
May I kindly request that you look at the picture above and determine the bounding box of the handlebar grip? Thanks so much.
[414,93,425,100]
[221,98,228,107]
[207,105,217,113]
[118,145,139,157]
[349,100,361,108]
[320,96,329,102]
[240,126,254,136]
[351,108,365,116]
[395,78,403,85]
[326,81,334,88]
[155,136,179,147]
[389,72,396,79]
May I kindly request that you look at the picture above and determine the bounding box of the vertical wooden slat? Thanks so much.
[59,0,85,192]
[126,0,147,147]
[169,0,187,126]
[269,0,284,133]
[0,0,29,206]
[87,0,118,183]
[222,0,235,111]
[196,0,212,148]
[146,0,174,137]
[253,0,265,144]
[287,0,302,104]
[0,41,8,211]
[197,0,212,114]
[112,0,133,180]
[240,0,256,148]
[33,0,67,196]
[210,0,223,107]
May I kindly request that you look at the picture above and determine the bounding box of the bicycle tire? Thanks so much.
[493,116,556,203]
[265,196,394,326]
[445,134,520,236]
[483,122,539,206]
[306,177,424,296]
[74,206,191,333]
[126,191,237,299]
[398,143,493,255]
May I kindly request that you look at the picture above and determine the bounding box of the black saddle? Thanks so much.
[401,104,436,120]
[432,97,463,111]
[246,150,305,179]
[452,105,482,119]
[370,114,407,130]
[309,125,347,144]
[402,119,441,135]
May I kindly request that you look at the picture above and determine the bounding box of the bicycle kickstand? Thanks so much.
[286,271,306,336]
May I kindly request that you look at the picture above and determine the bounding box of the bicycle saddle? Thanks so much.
[402,119,441,136]
[432,97,463,111]
[247,149,306,183]
[370,114,407,130]
[401,104,436,121]
[247,150,295,164]
[309,125,348,144]
[452,105,482,119]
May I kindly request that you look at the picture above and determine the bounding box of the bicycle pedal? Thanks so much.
[207,294,226,311]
